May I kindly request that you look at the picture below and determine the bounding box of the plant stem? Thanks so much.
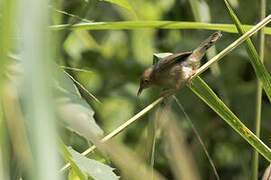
[252,0,266,179]
[20,0,60,178]
[49,21,271,34]
[173,96,220,180]
[63,71,101,104]
[60,97,164,172]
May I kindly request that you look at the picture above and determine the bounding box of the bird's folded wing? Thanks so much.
[154,51,192,72]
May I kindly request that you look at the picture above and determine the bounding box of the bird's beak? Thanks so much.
[137,87,143,97]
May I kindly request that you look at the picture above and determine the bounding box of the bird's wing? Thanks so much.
[154,51,192,72]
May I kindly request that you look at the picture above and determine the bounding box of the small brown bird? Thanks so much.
[137,31,222,97]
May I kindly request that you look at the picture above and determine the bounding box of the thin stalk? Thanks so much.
[173,96,220,180]
[48,5,93,23]
[63,71,101,104]
[150,132,157,180]
[252,0,266,179]
[60,97,164,172]
[60,66,93,73]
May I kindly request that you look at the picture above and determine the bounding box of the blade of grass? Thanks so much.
[0,0,16,178]
[49,21,271,35]
[252,0,266,179]
[19,0,60,179]
[190,76,271,162]
[223,0,271,102]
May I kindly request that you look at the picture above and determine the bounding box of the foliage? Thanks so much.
[1,0,271,180]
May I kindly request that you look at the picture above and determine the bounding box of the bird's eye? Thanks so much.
[144,79,149,84]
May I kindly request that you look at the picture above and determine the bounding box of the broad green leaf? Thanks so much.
[49,21,271,35]
[5,57,104,141]
[102,0,137,18]
[224,0,271,102]
[60,143,119,180]
[68,169,81,180]
[60,143,86,180]
[190,76,271,162]
[55,66,104,140]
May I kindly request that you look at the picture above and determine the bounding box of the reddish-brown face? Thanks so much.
[137,67,154,96]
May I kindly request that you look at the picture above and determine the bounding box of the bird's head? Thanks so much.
[137,67,154,96]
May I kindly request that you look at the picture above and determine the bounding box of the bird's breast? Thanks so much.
[153,64,188,88]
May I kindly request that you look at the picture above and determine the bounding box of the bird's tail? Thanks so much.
[188,31,222,63]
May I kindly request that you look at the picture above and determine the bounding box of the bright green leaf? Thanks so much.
[55,66,104,140]
[69,147,119,180]
[6,55,104,144]
[190,76,271,162]
[49,21,271,35]
[224,0,271,102]
[61,144,119,180]
[68,169,81,180]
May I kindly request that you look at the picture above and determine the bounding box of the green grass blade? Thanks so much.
[190,77,271,162]
[49,21,271,35]
[224,0,271,102]
[0,0,16,179]
[252,0,266,179]
[20,0,60,179]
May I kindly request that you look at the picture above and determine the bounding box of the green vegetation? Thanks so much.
[1,0,271,179]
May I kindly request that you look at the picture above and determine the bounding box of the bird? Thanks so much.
[137,31,222,97]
